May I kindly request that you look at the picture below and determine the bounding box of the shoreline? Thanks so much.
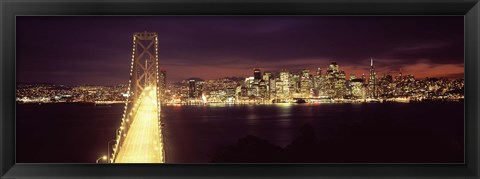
[15,98,464,105]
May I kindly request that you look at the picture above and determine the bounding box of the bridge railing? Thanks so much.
[110,91,146,163]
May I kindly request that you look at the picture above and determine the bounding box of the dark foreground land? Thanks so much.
[211,123,462,163]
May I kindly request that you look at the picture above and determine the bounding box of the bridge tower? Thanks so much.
[110,31,164,163]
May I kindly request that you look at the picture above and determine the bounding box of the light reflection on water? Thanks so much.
[16,102,464,163]
[275,103,294,118]
[160,102,463,163]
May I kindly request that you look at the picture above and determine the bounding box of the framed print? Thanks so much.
[1,0,479,178]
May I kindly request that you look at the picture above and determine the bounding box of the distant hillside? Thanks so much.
[221,76,245,82]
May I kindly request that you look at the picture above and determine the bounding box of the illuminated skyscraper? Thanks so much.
[280,70,289,83]
[279,70,291,101]
[258,80,268,100]
[350,78,366,99]
[158,70,167,101]
[263,72,272,82]
[269,76,277,100]
[329,62,339,73]
[300,69,312,98]
[379,74,393,97]
[368,58,378,98]
[301,69,310,78]
[313,69,324,97]
[245,76,254,88]
[325,62,347,99]
[253,68,262,80]
[188,80,196,98]
[263,72,272,100]
[274,79,284,101]
[291,73,300,95]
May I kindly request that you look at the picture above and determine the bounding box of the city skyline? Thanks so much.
[17,16,464,85]
[17,57,465,104]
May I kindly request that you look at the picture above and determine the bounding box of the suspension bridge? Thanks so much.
[107,31,164,163]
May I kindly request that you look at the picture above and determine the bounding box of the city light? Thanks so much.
[96,155,107,163]
[16,59,464,105]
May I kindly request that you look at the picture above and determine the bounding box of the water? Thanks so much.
[16,102,464,163]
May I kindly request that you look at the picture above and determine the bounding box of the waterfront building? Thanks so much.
[259,80,268,100]
[350,78,366,99]
[269,77,276,100]
[278,70,291,101]
[324,62,347,99]
[313,68,325,97]
[379,74,393,98]
[290,73,301,96]
[300,69,312,98]
[263,72,272,100]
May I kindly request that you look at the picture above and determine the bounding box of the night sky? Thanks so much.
[16,16,464,86]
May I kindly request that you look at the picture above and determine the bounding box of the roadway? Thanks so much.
[114,87,164,163]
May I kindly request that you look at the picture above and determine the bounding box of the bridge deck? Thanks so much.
[114,88,163,163]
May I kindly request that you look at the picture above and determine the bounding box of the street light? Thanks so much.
[107,127,123,163]
[107,139,116,163]
[117,127,124,135]
[96,155,107,163]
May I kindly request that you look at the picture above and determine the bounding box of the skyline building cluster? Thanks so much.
[16,59,464,104]
[173,59,464,104]
[16,84,128,103]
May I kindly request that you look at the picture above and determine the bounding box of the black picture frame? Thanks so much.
[1,0,479,178]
